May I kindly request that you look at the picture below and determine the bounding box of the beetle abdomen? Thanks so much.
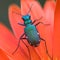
[24,25,40,46]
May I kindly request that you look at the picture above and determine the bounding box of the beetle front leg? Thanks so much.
[12,33,26,54]
[32,17,43,24]
[40,38,52,60]
[35,22,43,26]
[18,22,25,26]
[35,22,50,26]
[32,20,36,24]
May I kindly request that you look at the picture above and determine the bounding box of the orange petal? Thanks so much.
[43,0,56,58]
[44,0,56,28]
[0,49,9,60]
[53,0,60,59]
[8,4,24,39]
[0,23,28,60]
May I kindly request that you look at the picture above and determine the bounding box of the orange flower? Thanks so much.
[0,0,56,60]
[53,0,60,60]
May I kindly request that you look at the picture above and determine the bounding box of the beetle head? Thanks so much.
[22,14,30,21]
[22,14,32,25]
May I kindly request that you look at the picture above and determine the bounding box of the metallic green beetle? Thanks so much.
[12,4,52,60]
[20,14,41,47]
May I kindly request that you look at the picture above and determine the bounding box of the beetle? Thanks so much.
[12,4,52,60]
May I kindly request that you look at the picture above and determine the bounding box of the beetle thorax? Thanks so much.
[24,20,32,26]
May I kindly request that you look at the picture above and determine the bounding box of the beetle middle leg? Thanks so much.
[20,34,31,60]
[40,38,52,60]
[12,33,25,54]
[12,33,31,60]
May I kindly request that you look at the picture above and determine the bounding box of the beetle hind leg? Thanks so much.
[40,38,52,60]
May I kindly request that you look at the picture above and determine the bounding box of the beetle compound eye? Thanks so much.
[22,16,24,20]
[29,15,31,19]
[28,14,31,19]
[22,17,24,20]
[22,16,26,21]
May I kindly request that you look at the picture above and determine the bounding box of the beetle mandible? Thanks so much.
[12,4,52,60]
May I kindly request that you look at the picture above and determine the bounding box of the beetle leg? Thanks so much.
[35,22,49,26]
[32,17,43,24]
[18,22,25,26]
[40,38,52,60]
[35,22,40,26]
[32,20,36,24]
[19,34,31,60]
[35,21,50,26]
[20,34,31,60]
[21,40,31,60]
[12,33,26,54]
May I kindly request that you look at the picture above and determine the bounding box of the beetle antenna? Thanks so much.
[13,11,23,16]
[27,4,33,15]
